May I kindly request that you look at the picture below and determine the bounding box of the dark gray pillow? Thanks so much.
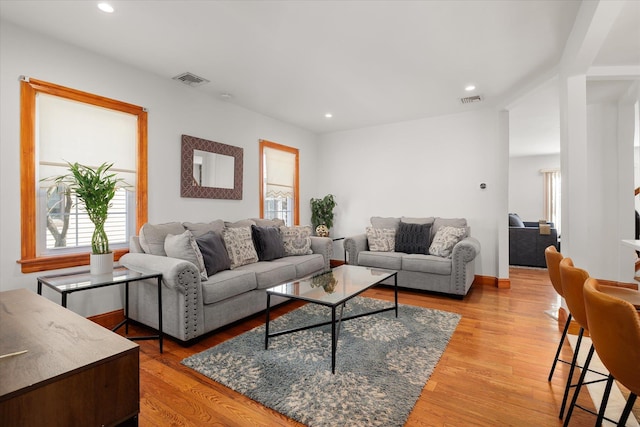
[509,213,525,227]
[251,225,285,261]
[196,231,231,276]
[395,222,431,254]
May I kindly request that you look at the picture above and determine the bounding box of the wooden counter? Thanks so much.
[0,289,139,427]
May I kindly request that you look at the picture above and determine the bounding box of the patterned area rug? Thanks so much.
[182,297,461,427]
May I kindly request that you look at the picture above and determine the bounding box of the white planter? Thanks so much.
[90,252,114,275]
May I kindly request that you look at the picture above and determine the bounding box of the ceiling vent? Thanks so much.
[460,95,483,104]
[172,72,210,87]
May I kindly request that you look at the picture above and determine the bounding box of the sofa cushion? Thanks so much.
[183,219,225,238]
[280,225,313,255]
[236,261,297,289]
[139,222,185,256]
[201,269,258,304]
[279,254,324,278]
[196,231,231,276]
[164,230,208,281]
[366,227,396,252]
[402,254,452,275]
[401,216,435,226]
[225,219,256,228]
[252,218,286,228]
[395,222,431,254]
[358,251,403,270]
[370,216,400,230]
[251,225,285,261]
[429,226,467,258]
[223,226,259,269]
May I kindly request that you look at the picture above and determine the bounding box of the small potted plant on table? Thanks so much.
[51,162,127,275]
[310,194,337,237]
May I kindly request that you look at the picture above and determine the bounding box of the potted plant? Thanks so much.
[50,162,127,275]
[310,194,337,237]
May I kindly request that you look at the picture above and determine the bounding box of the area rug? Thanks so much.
[182,297,461,427]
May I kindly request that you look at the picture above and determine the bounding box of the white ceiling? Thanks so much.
[1,1,638,155]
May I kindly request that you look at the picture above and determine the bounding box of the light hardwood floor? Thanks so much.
[121,267,627,426]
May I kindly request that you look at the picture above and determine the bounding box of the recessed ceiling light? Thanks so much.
[220,93,233,100]
[465,85,476,92]
[324,113,333,119]
[98,3,114,13]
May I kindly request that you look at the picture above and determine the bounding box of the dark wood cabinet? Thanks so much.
[0,289,139,427]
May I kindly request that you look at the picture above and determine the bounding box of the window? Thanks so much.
[542,168,561,235]
[259,140,299,226]
[19,78,148,273]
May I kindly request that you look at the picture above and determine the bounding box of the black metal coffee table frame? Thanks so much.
[264,265,398,374]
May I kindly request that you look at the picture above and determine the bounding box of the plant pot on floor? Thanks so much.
[91,252,114,275]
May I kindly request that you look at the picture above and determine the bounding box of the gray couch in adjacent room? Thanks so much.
[119,218,332,343]
[508,213,559,268]
[344,217,480,298]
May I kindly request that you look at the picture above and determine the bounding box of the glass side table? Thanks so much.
[37,265,164,352]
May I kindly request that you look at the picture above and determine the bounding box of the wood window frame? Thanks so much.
[18,78,148,273]
[259,140,300,225]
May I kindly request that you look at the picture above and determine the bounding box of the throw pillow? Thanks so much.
[195,231,231,276]
[222,226,259,269]
[279,225,313,256]
[251,225,286,261]
[395,222,431,254]
[429,226,467,258]
[508,213,525,228]
[164,230,208,281]
[365,227,396,252]
[139,222,186,256]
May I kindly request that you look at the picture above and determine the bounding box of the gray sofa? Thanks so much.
[508,214,559,268]
[119,218,332,343]
[344,217,480,298]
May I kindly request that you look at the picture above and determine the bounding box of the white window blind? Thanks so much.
[36,93,137,254]
[264,147,295,198]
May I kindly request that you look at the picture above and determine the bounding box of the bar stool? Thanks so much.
[545,245,571,382]
[574,278,640,426]
[559,258,610,425]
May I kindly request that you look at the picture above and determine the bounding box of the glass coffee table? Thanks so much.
[264,265,398,373]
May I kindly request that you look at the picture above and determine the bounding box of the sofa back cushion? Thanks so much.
[279,225,313,256]
[251,225,286,261]
[196,231,231,275]
[183,220,225,238]
[432,217,467,240]
[370,216,400,230]
[395,222,431,254]
[139,222,186,256]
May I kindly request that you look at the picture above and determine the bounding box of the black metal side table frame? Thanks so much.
[37,266,164,353]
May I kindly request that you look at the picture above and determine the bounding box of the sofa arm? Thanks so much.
[120,252,205,341]
[310,236,333,271]
[450,237,481,295]
[344,234,368,265]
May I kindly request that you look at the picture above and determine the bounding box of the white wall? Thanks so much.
[508,154,561,222]
[0,21,319,316]
[317,108,505,278]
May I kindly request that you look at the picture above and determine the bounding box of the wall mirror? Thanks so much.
[181,134,243,199]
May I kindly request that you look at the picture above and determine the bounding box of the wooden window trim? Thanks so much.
[18,78,148,273]
[259,140,299,225]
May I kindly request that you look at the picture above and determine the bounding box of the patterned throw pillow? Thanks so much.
[366,227,396,252]
[222,226,259,269]
[429,226,467,258]
[164,230,208,281]
[279,226,313,256]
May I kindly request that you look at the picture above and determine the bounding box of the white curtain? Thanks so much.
[542,169,561,234]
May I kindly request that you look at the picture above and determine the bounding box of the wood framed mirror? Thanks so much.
[180,134,243,199]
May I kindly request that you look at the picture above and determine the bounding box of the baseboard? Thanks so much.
[87,309,125,329]
[473,275,510,289]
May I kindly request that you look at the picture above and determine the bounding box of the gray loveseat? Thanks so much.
[344,217,480,298]
[120,218,332,344]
